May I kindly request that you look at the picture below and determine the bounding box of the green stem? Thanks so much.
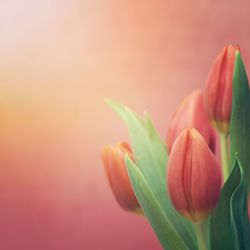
[194,223,208,250]
[219,133,229,181]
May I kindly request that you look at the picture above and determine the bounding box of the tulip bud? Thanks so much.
[204,45,239,134]
[167,90,216,154]
[101,142,141,213]
[167,128,222,222]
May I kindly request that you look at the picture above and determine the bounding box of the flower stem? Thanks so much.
[219,133,229,181]
[194,222,208,250]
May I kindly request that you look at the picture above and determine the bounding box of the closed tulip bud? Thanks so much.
[167,128,222,223]
[204,45,239,134]
[167,90,216,154]
[101,142,141,214]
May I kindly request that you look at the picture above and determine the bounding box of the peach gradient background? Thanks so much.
[1,1,250,249]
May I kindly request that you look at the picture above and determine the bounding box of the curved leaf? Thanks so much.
[230,51,250,189]
[230,160,250,250]
[106,99,197,249]
[126,156,189,250]
[210,158,249,250]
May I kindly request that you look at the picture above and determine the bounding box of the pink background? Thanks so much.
[0,1,250,249]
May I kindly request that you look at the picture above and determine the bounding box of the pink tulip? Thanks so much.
[204,45,239,134]
[167,90,216,154]
[101,142,141,213]
[167,128,222,222]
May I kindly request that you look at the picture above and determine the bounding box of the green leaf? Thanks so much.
[230,51,250,189]
[126,156,189,250]
[106,99,197,250]
[230,160,250,250]
[210,158,250,250]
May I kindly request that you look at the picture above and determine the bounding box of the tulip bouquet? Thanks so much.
[102,45,250,250]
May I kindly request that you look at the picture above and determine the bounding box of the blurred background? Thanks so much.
[0,0,250,249]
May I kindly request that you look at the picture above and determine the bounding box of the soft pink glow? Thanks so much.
[0,0,250,249]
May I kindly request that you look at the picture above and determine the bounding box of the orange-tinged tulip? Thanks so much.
[101,142,141,213]
[204,45,239,134]
[167,90,216,154]
[167,128,222,223]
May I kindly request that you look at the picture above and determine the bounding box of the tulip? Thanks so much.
[204,45,239,134]
[101,142,141,213]
[167,90,216,154]
[167,128,222,223]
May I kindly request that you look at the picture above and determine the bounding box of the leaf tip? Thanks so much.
[234,50,246,73]
[104,98,116,107]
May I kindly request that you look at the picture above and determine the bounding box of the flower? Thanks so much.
[167,128,222,222]
[204,45,239,134]
[101,142,141,213]
[167,90,216,154]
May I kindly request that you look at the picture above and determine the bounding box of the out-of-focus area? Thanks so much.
[0,1,250,249]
